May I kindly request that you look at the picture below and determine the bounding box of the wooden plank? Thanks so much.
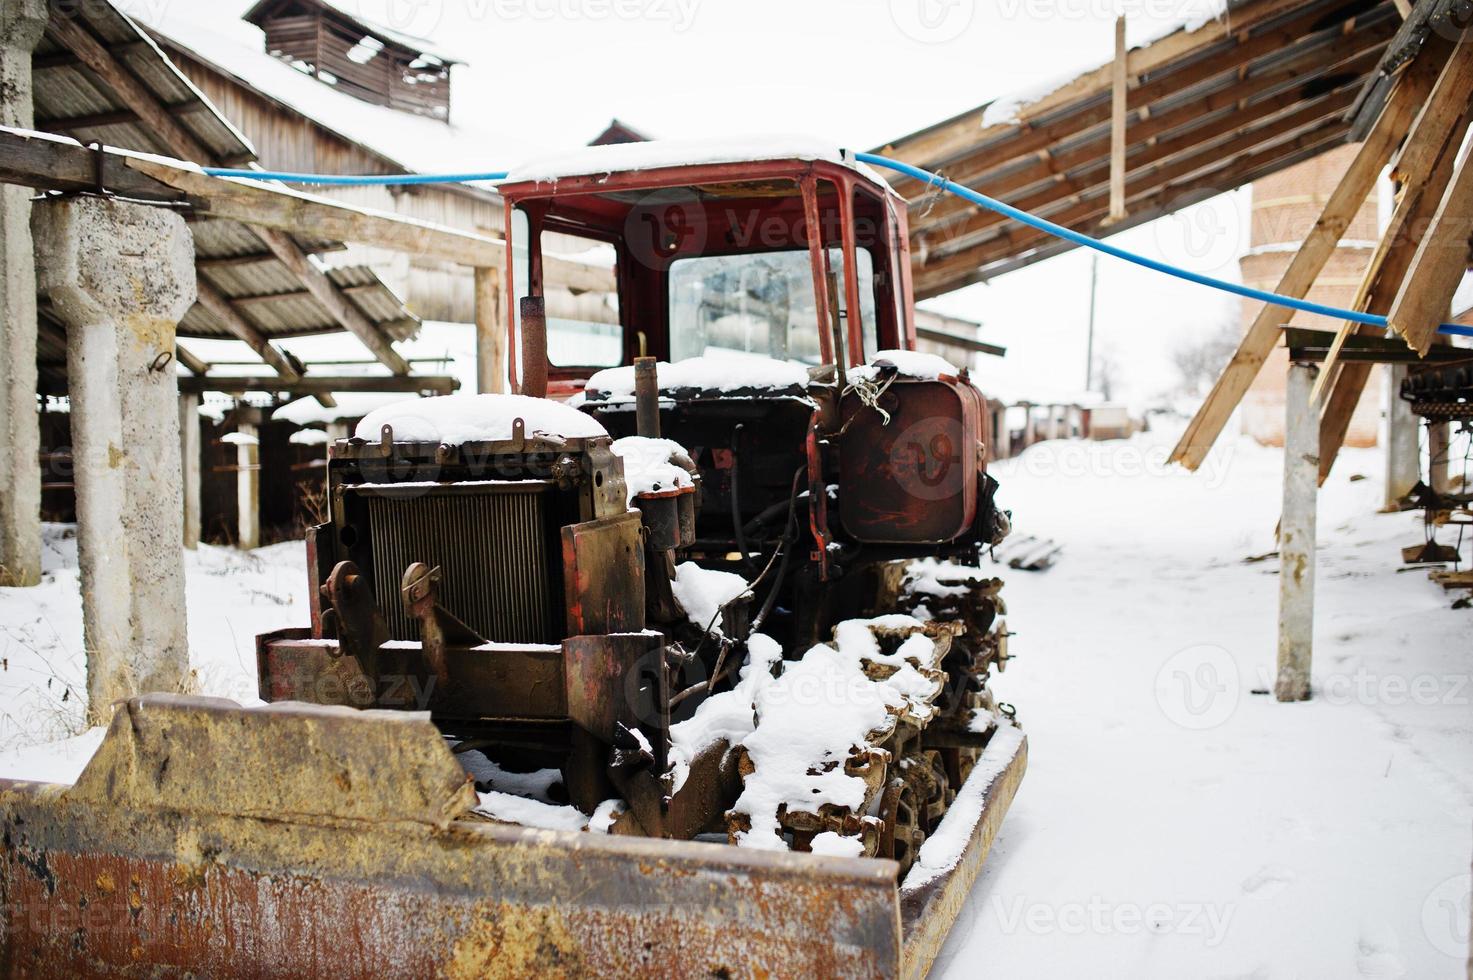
[1313,106,1470,483]
[1310,39,1473,402]
[47,12,213,165]
[907,27,1392,232]
[917,126,1347,295]
[880,0,1346,171]
[195,279,301,380]
[256,225,411,375]
[913,94,1355,289]
[1167,47,1442,471]
[173,343,209,376]
[196,278,338,410]
[474,265,505,394]
[1386,144,1473,354]
[178,374,459,395]
[0,126,179,198]
[1107,15,1128,224]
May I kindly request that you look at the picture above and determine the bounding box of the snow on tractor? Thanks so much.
[0,142,1026,978]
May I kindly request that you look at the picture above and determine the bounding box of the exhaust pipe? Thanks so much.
[634,356,660,438]
[520,296,548,398]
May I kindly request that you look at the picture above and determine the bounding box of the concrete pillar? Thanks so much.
[32,196,196,723]
[1428,420,1453,496]
[0,0,48,587]
[1276,361,1317,702]
[326,419,351,443]
[1021,404,1036,447]
[179,393,201,549]
[233,415,260,551]
[1383,364,1418,510]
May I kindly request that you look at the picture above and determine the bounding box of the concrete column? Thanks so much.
[326,419,351,443]
[0,0,48,587]
[233,415,260,551]
[179,393,201,549]
[1021,404,1036,447]
[1383,364,1418,510]
[1276,361,1317,702]
[33,196,196,723]
[1428,420,1453,496]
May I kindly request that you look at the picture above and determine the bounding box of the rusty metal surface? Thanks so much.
[899,731,1028,980]
[258,633,567,721]
[838,378,984,544]
[560,511,646,636]
[0,695,905,977]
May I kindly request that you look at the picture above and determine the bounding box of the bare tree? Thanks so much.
[1170,317,1240,399]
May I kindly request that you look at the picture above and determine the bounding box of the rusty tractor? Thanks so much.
[1,144,1026,978]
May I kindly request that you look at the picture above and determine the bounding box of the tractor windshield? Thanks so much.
[667,248,877,365]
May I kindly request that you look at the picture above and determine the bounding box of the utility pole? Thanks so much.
[1085,252,1099,391]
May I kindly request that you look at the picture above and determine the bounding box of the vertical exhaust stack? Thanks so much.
[520,296,548,398]
[634,356,660,438]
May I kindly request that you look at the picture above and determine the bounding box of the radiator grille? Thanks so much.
[363,486,560,643]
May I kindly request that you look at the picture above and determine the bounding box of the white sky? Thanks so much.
[133,0,1261,408]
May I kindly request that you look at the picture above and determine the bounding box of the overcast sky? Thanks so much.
[136,0,1261,407]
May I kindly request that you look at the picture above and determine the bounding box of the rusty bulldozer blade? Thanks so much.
[1,695,1025,977]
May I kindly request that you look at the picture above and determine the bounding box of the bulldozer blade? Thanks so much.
[0,695,1025,978]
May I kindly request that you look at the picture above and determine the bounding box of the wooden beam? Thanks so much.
[1310,39,1473,401]
[881,0,1363,172]
[916,125,1347,295]
[178,375,459,396]
[1107,15,1128,224]
[195,279,302,381]
[906,28,1392,233]
[255,226,411,375]
[174,343,209,376]
[474,265,505,394]
[1386,145,1473,354]
[914,325,1007,357]
[0,127,611,293]
[913,93,1356,288]
[195,278,338,410]
[47,13,213,165]
[917,85,1359,265]
[1167,47,1442,471]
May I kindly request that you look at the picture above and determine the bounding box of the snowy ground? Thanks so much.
[0,423,1467,976]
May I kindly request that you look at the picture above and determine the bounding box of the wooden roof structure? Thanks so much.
[877,0,1406,300]
[30,0,441,403]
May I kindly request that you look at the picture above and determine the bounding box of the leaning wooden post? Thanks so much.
[1276,360,1318,702]
[474,265,505,394]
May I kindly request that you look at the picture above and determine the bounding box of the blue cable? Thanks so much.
[203,157,1473,339]
[201,167,508,185]
[854,152,1473,339]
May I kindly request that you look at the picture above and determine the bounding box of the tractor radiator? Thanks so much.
[362,483,561,644]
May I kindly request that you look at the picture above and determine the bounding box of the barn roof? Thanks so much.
[31,0,427,397]
[876,0,1405,299]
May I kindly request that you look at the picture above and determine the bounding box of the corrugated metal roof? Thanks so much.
[32,0,422,381]
[34,3,257,165]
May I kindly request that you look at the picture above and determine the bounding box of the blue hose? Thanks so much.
[853,152,1472,339]
[203,156,1473,339]
[201,167,509,185]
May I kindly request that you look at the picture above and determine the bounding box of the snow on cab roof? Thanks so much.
[505,135,894,191]
[355,393,608,444]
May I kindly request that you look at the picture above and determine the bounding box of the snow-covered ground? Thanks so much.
[0,423,1467,976]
